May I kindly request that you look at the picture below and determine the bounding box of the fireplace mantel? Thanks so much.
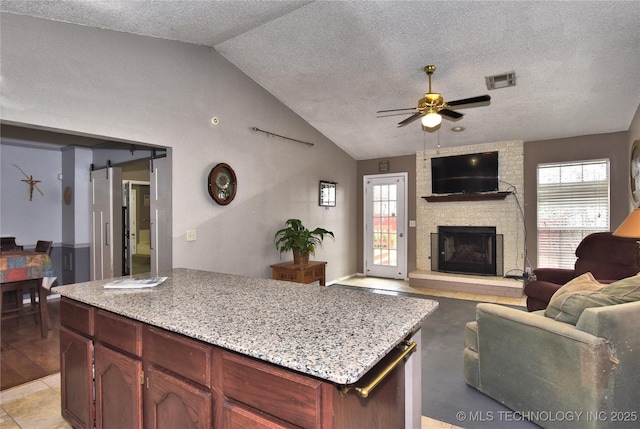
[422,191,512,203]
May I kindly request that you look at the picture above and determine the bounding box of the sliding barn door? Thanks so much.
[90,167,122,280]
[149,157,172,272]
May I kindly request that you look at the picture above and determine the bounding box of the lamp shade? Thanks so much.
[421,112,442,128]
[613,208,640,238]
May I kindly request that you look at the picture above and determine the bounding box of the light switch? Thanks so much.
[409,220,416,227]
[186,230,197,241]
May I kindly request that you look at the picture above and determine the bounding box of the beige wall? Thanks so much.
[360,124,639,276]
[356,155,417,275]
[0,13,358,282]
[523,131,629,268]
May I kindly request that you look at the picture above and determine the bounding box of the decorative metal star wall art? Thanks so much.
[13,164,44,201]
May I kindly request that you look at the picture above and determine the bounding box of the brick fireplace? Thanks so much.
[411,140,524,296]
[432,226,503,276]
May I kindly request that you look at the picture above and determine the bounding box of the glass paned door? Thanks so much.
[365,174,407,278]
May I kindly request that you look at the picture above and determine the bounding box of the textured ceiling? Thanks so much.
[1,1,639,160]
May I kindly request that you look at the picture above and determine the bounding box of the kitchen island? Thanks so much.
[54,268,438,429]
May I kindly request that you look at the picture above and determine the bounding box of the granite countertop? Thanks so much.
[53,268,438,385]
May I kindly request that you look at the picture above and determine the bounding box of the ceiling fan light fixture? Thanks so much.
[421,112,442,128]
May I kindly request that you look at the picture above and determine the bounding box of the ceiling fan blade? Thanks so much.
[446,95,491,107]
[377,107,417,113]
[440,109,464,119]
[397,112,424,127]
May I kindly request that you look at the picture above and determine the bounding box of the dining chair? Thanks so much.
[1,240,53,325]
[27,240,54,317]
[35,240,53,255]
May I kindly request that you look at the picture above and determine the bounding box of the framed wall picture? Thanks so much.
[319,181,336,207]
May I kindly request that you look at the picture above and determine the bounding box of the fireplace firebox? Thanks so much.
[431,226,503,276]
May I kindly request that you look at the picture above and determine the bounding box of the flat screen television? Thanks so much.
[431,151,499,195]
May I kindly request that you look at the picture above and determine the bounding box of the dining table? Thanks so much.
[0,250,56,338]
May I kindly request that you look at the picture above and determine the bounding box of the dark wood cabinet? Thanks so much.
[60,297,406,429]
[60,299,95,429]
[220,349,404,429]
[222,351,323,428]
[223,399,300,429]
[143,325,213,429]
[95,344,143,428]
[60,327,94,429]
[94,310,144,428]
[145,365,212,429]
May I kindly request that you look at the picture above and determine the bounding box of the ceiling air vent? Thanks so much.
[485,71,516,90]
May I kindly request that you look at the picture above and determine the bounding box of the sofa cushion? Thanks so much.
[545,291,624,324]
[549,272,604,301]
[464,321,479,352]
[600,273,640,298]
[545,273,640,324]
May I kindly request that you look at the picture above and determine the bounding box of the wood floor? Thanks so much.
[1,298,61,391]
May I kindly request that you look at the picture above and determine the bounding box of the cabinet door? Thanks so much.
[60,327,94,429]
[95,343,143,429]
[144,365,212,429]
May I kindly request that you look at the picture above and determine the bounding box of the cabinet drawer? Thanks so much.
[273,270,298,282]
[60,298,94,337]
[224,400,300,429]
[144,326,212,388]
[95,310,142,357]
[222,352,322,429]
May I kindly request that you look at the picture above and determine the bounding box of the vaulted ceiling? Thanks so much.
[1,1,639,160]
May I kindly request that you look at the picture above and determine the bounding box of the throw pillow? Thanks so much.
[544,291,625,324]
[600,273,640,299]
[545,273,640,324]
[549,272,603,301]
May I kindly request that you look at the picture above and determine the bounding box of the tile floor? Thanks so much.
[0,376,455,429]
[1,276,524,429]
[336,276,527,307]
[0,374,71,429]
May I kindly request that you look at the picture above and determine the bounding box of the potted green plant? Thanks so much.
[274,218,334,265]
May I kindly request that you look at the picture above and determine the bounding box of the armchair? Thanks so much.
[464,299,640,428]
[524,232,638,311]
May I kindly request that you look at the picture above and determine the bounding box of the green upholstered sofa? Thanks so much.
[464,301,640,428]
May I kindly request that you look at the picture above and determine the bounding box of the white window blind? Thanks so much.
[537,159,610,269]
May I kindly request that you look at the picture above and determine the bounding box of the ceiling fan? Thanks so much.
[377,65,491,128]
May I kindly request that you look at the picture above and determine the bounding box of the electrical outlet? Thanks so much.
[186,230,197,242]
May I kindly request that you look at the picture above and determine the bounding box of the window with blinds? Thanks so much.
[537,159,610,269]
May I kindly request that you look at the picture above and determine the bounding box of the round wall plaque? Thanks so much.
[208,163,237,205]
[63,186,73,205]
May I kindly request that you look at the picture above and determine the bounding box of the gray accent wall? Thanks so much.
[523,131,630,268]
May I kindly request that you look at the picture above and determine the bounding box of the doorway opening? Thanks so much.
[123,180,151,275]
